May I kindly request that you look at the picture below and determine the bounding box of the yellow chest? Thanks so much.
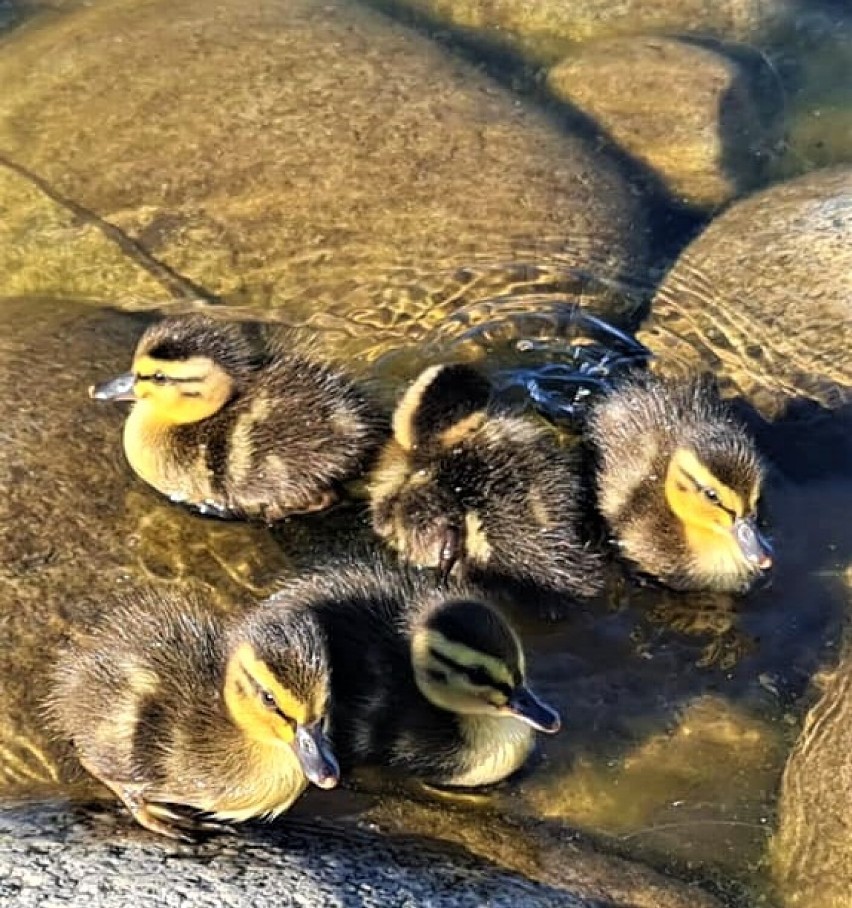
[122,407,213,503]
[683,523,751,589]
[185,746,308,822]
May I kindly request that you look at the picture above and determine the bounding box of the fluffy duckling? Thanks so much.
[267,560,560,787]
[45,589,339,841]
[368,364,604,616]
[586,371,773,592]
[90,314,386,521]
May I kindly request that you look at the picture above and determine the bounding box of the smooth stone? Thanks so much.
[377,0,800,66]
[525,696,784,873]
[547,37,780,210]
[0,165,168,304]
[772,618,852,908]
[0,0,649,354]
[771,11,852,182]
[638,166,852,416]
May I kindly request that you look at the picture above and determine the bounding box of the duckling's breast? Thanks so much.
[182,743,308,822]
[448,716,535,787]
[123,405,215,505]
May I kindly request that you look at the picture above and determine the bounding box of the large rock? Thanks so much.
[0,800,725,908]
[0,0,649,355]
[378,0,800,66]
[638,166,852,416]
[547,37,780,210]
[772,616,852,908]
[771,9,852,182]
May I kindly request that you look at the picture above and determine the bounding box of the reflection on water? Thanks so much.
[0,0,851,905]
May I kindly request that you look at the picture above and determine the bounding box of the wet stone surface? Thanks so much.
[0,0,650,350]
[546,36,781,210]
[772,622,852,908]
[372,0,804,66]
[639,166,852,416]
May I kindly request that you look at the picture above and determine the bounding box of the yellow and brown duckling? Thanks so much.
[267,559,560,787]
[368,363,604,617]
[45,589,338,841]
[90,314,387,521]
[586,371,773,592]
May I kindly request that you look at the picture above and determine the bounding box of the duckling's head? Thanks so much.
[664,425,772,589]
[393,363,492,452]
[89,315,263,425]
[223,607,339,790]
[410,598,560,733]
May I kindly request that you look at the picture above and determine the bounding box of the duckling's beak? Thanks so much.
[292,721,340,790]
[506,685,561,734]
[89,372,137,402]
[732,516,773,571]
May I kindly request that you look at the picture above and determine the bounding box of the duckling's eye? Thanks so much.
[466,666,494,688]
[703,487,721,506]
[261,690,278,711]
[152,371,168,385]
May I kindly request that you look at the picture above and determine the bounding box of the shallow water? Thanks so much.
[1,1,851,906]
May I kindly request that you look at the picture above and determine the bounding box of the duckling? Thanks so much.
[267,559,560,787]
[368,363,604,616]
[586,371,773,592]
[89,314,386,521]
[45,589,339,841]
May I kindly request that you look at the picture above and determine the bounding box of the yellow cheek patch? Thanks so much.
[130,359,234,426]
[223,644,313,747]
[234,643,310,726]
[666,448,745,531]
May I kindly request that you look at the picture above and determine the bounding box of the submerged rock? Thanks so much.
[547,37,780,210]
[770,7,852,182]
[638,166,852,415]
[376,0,801,65]
[772,623,852,908]
[0,0,649,351]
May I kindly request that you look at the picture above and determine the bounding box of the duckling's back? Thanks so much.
[47,590,230,789]
[166,346,385,519]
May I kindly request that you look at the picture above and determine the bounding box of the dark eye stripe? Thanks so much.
[135,373,207,384]
[678,467,738,517]
[428,647,512,697]
[239,665,294,722]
